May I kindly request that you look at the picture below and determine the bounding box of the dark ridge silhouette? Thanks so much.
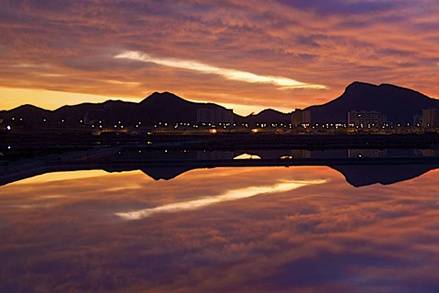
[241,109,291,124]
[0,92,242,127]
[1,104,50,121]
[1,82,438,127]
[304,81,439,123]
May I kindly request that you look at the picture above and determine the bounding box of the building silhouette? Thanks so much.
[421,109,439,128]
[347,110,385,126]
[291,109,311,126]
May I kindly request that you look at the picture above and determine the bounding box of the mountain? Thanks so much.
[0,91,290,128]
[0,92,242,128]
[241,109,291,124]
[303,82,439,123]
[1,82,438,127]
[1,105,50,121]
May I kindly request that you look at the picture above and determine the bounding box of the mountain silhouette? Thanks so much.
[0,104,50,122]
[242,109,291,124]
[1,92,242,127]
[1,82,438,127]
[304,82,439,123]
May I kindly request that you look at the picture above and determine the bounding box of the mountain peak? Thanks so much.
[306,81,436,123]
[141,91,187,104]
[345,81,377,92]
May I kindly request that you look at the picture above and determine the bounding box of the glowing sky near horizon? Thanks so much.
[0,0,438,113]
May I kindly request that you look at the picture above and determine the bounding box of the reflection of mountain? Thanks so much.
[1,148,439,187]
[140,167,194,180]
[331,165,439,187]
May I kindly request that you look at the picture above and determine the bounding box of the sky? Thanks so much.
[1,0,438,115]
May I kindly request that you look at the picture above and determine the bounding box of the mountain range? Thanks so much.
[1,81,438,127]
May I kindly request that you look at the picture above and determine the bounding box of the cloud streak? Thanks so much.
[115,179,326,220]
[0,0,438,112]
[114,51,327,90]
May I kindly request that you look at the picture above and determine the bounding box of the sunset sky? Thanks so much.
[1,0,438,115]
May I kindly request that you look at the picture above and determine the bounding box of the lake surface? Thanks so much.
[1,166,439,292]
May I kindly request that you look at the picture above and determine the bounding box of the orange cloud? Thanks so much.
[2,166,439,291]
[0,0,437,113]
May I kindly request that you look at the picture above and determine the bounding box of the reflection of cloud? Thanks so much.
[114,51,327,90]
[115,179,326,220]
[4,167,439,291]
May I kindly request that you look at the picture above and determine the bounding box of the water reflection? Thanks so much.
[115,179,326,220]
[1,166,439,291]
[2,147,439,187]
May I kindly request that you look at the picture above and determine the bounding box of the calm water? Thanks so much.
[1,166,439,292]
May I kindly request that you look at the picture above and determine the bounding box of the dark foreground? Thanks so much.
[3,132,439,150]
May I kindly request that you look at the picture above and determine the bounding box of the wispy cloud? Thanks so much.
[115,179,326,220]
[1,0,438,111]
[114,51,327,90]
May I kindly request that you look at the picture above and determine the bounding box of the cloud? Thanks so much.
[0,0,438,113]
[114,51,327,90]
[4,166,439,291]
[115,179,326,220]
[278,0,402,15]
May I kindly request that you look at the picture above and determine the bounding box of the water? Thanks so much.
[1,165,439,292]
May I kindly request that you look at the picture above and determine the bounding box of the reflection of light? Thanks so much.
[234,153,261,160]
[114,51,327,90]
[115,179,326,220]
[209,128,217,134]
[251,128,259,133]
[280,155,293,160]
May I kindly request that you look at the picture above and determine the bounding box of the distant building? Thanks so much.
[290,149,311,159]
[291,109,311,126]
[421,109,439,128]
[196,151,234,160]
[347,111,385,127]
[348,149,385,158]
[413,114,422,126]
[196,108,234,124]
